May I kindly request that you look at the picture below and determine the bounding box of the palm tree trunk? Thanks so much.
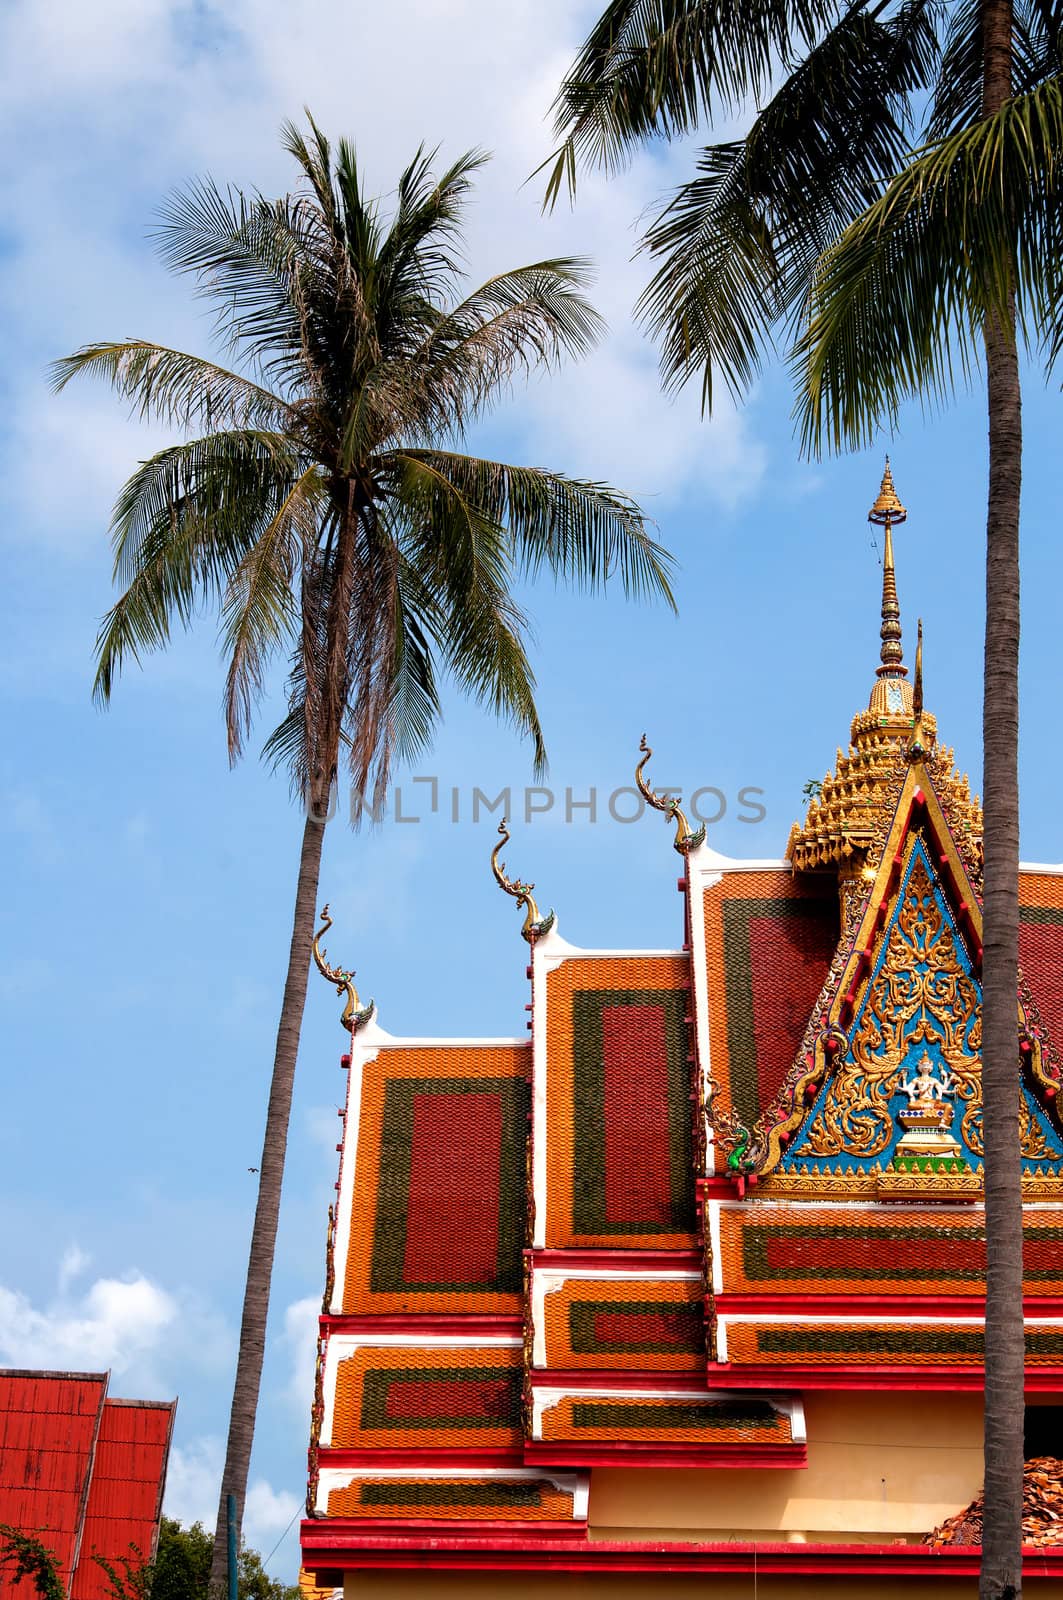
[979,4,1023,1593]
[209,808,328,1594]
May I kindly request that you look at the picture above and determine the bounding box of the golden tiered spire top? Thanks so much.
[868,456,906,528]
[869,459,907,681]
[785,464,985,883]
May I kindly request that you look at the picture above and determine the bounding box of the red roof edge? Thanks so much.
[71,1371,109,1580]
[150,1400,177,1560]
[299,1525,1063,1578]
[0,1368,110,1383]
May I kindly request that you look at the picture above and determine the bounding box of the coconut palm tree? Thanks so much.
[53,118,674,1592]
[794,59,1063,1600]
[546,6,1062,1594]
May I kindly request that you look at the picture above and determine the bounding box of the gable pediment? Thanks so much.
[712,763,1063,1196]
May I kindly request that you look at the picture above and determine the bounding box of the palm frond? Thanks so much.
[408,260,605,431]
[221,465,326,760]
[542,0,843,206]
[153,182,308,387]
[50,342,292,432]
[388,563,442,765]
[928,0,1063,138]
[387,448,676,607]
[374,146,488,313]
[637,0,938,407]
[107,430,302,585]
[380,451,546,771]
[794,77,1063,454]
[93,430,305,702]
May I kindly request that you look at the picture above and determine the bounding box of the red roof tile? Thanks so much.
[71,1399,175,1599]
[0,1370,107,1583]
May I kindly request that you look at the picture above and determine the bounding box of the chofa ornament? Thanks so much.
[312,903,374,1031]
[635,734,706,853]
[490,819,555,940]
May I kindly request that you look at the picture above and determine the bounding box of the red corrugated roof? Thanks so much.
[71,1399,176,1599]
[0,1370,107,1582]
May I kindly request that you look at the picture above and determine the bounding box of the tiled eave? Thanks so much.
[300,1526,1063,1578]
[705,1362,1063,1393]
[522,1442,807,1469]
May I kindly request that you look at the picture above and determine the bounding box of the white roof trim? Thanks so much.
[365,1035,529,1048]
[320,1332,521,1446]
[528,1385,803,1442]
[687,840,790,875]
[530,1267,701,1368]
[314,1466,589,1519]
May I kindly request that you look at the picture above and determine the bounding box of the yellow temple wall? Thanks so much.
[344,1578,1063,1600]
[339,1393,1062,1598]
[590,1391,984,1541]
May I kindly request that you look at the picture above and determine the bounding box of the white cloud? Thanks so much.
[164,1434,301,1562]
[0,1273,176,1378]
[0,1261,230,1398]
[163,1435,224,1530]
[282,1295,320,1416]
[0,0,767,563]
[244,1479,301,1547]
[57,1244,92,1293]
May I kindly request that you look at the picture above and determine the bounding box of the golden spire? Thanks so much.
[868,457,908,680]
[786,465,956,878]
[490,819,553,940]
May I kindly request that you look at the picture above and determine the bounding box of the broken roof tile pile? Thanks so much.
[927,1458,1063,1549]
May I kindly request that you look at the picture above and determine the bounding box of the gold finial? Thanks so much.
[868,456,906,527]
[909,618,926,758]
[313,904,372,1032]
[491,820,553,940]
[635,734,705,854]
[868,457,908,679]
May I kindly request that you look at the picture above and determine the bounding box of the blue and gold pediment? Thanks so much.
[776,835,1063,1194]
[713,762,1063,1198]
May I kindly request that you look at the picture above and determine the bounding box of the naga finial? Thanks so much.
[313,904,373,1032]
[635,733,705,853]
[491,820,554,941]
[909,618,926,759]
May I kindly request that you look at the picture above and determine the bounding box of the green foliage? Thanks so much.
[0,1520,298,1600]
[148,1518,300,1600]
[795,76,1063,454]
[547,0,1063,428]
[54,117,674,813]
[0,1525,66,1600]
[91,1548,152,1600]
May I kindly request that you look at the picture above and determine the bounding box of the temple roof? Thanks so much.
[0,1370,174,1593]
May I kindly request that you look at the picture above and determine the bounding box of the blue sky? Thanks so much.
[2,0,1061,1580]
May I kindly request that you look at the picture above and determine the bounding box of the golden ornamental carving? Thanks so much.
[635,734,705,854]
[797,856,979,1161]
[313,904,373,1031]
[491,819,554,940]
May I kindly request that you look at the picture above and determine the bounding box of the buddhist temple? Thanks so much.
[300,466,1063,1597]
